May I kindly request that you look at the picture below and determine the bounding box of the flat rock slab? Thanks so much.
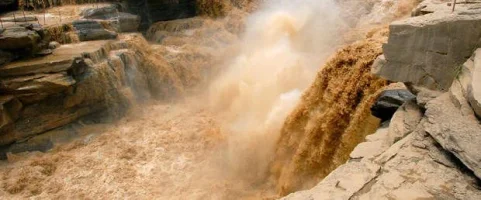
[375,10,481,91]
[0,26,41,50]
[81,6,119,20]
[0,73,75,95]
[72,20,118,41]
[0,40,110,77]
[425,93,481,180]
[282,161,380,200]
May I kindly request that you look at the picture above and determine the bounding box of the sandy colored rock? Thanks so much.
[72,20,118,41]
[468,48,481,118]
[0,40,111,77]
[282,161,381,200]
[0,26,41,50]
[386,101,423,145]
[425,93,481,180]
[374,11,481,91]
[0,73,76,95]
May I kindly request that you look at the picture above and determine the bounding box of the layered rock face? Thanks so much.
[285,1,481,199]
[373,4,481,91]
[0,40,145,158]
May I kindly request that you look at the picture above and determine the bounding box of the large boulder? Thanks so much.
[0,26,41,51]
[373,11,481,91]
[79,6,141,33]
[370,89,415,121]
[72,20,118,41]
[0,40,136,150]
[425,93,481,180]
[81,6,119,19]
[283,123,481,200]
[467,49,481,118]
[0,95,22,132]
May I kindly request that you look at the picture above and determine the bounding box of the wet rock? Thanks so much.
[0,73,75,95]
[0,50,14,66]
[0,124,80,159]
[0,95,22,131]
[0,57,80,77]
[285,121,481,200]
[72,20,118,41]
[425,93,481,180]
[370,89,416,121]
[48,41,60,49]
[0,26,41,50]
[81,6,119,19]
[0,41,114,77]
[0,41,137,146]
[118,12,141,32]
[374,11,481,91]
[0,137,53,160]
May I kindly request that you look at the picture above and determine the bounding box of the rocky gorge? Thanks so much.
[1,0,481,199]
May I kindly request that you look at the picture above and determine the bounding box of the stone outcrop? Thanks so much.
[0,26,43,52]
[0,40,147,157]
[286,2,481,199]
[425,93,481,179]
[284,96,481,200]
[72,20,118,41]
[80,6,141,32]
[373,8,481,91]
[370,89,415,121]
[0,33,187,158]
[0,25,53,66]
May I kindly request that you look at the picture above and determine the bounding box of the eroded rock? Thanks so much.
[374,11,481,91]
[386,101,423,145]
[0,26,41,50]
[72,20,118,41]
[425,93,481,180]
[468,48,481,118]
[370,89,415,121]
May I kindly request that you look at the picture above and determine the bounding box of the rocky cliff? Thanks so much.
[0,5,188,159]
[284,1,481,199]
